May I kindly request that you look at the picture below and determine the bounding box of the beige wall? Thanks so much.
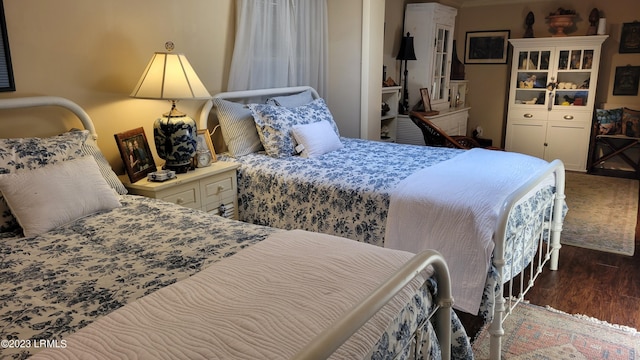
[1,0,234,174]
[1,0,367,174]
[385,0,640,146]
[327,0,365,139]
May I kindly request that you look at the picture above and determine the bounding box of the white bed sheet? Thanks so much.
[385,148,554,313]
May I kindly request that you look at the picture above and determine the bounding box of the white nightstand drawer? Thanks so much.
[159,183,201,209]
[201,175,235,200]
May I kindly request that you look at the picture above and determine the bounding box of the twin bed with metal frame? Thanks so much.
[0,96,471,359]
[199,86,567,360]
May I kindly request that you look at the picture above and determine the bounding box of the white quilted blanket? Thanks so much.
[32,230,427,360]
[384,148,551,314]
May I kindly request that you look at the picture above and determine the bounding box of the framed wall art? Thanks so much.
[619,21,640,54]
[612,65,640,96]
[464,30,510,64]
[0,0,14,92]
[114,127,157,183]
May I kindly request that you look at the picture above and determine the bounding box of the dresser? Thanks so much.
[505,36,608,171]
[121,162,239,219]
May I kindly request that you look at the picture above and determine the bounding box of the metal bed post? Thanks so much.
[489,159,565,360]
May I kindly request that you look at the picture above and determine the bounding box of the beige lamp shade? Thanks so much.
[130,52,210,100]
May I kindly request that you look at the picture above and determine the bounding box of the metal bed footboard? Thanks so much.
[293,250,454,360]
[488,159,565,360]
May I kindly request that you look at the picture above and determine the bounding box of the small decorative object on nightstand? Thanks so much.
[195,150,212,168]
[121,161,240,219]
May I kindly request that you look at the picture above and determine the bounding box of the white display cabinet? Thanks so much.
[505,35,607,171]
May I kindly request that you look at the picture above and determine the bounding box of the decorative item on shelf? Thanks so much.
[383,77,398,87]
[586,8,599,35]
[546,8,577,37]
[597,18,607,35]
[524,11,535,38]
[381,101,390,116]
[450,40,465,80]
[380,125,390,140]
[519,74,537,88]
[130,41,211,174]
[396,32,417,115]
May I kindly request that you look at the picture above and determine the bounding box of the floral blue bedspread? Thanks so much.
[221,137,560,320]
[0,195,472,359]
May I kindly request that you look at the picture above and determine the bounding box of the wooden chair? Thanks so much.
[409,111,501,150]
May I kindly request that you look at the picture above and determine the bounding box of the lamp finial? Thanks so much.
[164,41,175,52]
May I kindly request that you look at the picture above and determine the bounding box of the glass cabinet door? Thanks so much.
[553,48,594,107]
[431,25,450,103]
[513,49,552,107]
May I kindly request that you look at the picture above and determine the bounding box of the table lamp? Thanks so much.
[130,41,210,173]
[396,32,417,114]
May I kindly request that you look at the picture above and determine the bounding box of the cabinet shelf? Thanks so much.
[380,86,401,142]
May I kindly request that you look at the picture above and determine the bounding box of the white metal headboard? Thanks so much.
[0,96,98,140]
[198,86,320,130]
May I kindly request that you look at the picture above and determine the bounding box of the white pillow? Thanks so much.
[291,121,343,158]
[0,156,121,237]
[212,98,263,157]
[266,89,314,108]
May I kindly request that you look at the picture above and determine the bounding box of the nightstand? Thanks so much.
[120,162,240,219]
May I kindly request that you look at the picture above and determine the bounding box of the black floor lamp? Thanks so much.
[396,32,417,115]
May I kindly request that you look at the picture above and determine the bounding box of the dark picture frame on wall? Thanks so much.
[613,65,640,96]
[0,0,14,92]
[464,30,510,64]
[619,21,640,54]
[114,127,157,183]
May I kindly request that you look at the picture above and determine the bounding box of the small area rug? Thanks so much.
[472,302,640,359]
[561,171,638,255]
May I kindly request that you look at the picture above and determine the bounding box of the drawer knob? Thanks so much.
[563,115,574,120]
[524,113,533,118]
[176,197,184,204]
[217,185,225,193]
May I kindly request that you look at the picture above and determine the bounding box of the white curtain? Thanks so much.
[227,0,328,97]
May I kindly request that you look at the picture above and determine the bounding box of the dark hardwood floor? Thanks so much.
[459,186,640,339]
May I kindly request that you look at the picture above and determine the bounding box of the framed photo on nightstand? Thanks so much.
[114,127,156,183]
[196,129,217,162]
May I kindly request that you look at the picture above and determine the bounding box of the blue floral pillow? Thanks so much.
[249,98,340,158]
[596,108,623,135]
[0,130,88,232]
[621,107,640,138]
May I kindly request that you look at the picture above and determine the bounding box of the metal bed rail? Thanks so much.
[292,249,454,360]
